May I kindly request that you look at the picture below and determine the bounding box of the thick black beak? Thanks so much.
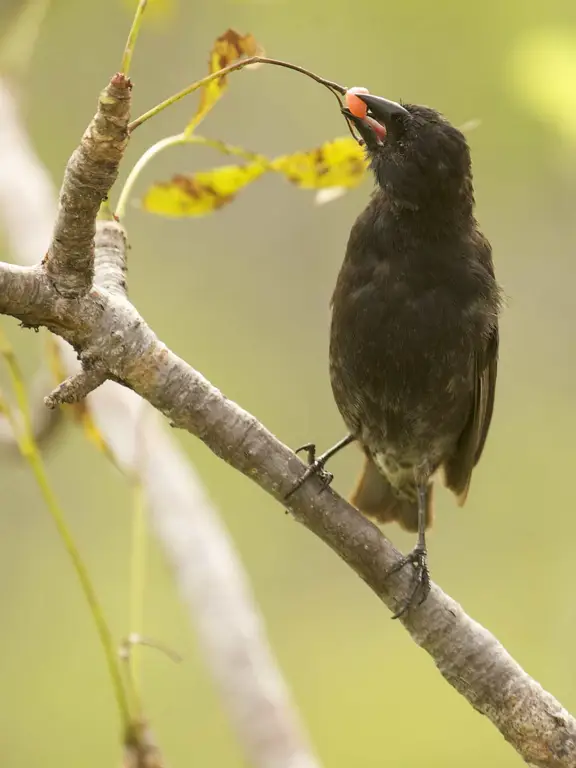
[354,93,409,124]
[342,94,410,149]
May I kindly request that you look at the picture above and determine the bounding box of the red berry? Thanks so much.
[345,87,369,119]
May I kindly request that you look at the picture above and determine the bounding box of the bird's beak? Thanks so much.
[342,94,409,149]
[354,93,409,124]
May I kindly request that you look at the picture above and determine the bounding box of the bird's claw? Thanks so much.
[285,443,334,500]
[295,442,317,465]
[386,546,431,620]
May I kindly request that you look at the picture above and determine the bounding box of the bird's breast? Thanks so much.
[329,240,490,452]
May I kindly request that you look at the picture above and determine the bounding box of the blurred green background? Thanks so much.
[1,0,576,765]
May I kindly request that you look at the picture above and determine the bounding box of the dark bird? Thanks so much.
[287,93,502,617]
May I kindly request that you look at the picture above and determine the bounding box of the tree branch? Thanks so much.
[1,71,575,767]
[94,217,129,296]
[0,76,319,768]
[43,73,131,297]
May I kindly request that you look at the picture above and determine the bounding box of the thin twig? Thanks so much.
[128,56,346,132]
[121,0,149,77]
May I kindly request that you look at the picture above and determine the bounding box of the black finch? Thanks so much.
[290,93,502,617]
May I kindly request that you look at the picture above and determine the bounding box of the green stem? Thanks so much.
[115,134,183,219]
[0,330,131,730]
[121,0,148,77]
[128,56,346,132]
[128,479,146,712]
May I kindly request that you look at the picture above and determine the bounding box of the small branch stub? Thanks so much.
[45,366,107,409]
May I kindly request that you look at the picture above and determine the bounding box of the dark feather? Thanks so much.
[443,327,499,504]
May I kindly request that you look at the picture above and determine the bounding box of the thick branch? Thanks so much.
[43,74,131,297]
[94,218,129,296]
[0,262,52,319]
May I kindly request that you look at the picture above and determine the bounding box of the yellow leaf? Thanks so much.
[271,137,368,190]
[187,29,261,134]
[143,162,267,217]
[507,29,576,143]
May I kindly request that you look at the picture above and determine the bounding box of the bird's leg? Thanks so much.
[285,434,355,500]
[387,478,431,620]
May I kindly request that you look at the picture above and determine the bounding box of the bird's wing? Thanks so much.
[443,326,499,505]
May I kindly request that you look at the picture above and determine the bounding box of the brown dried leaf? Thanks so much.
[187,29,262,133]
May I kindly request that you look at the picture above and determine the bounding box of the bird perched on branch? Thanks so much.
[287,92,502,618]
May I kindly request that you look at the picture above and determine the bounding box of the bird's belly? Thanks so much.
[370,436,453,492]
[371,450,418,497]
[329,296,473,459]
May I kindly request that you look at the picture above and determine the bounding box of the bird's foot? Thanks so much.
[285,442,334,500]
[386,546,431,620]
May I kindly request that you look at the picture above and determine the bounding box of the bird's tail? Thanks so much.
[350,455,434,533]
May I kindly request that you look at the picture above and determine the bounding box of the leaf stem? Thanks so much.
[115,132,269,219]
[115,134,182,219]
[121,0,148,77]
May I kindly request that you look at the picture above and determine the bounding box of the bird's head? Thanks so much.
[342,94,473,212]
